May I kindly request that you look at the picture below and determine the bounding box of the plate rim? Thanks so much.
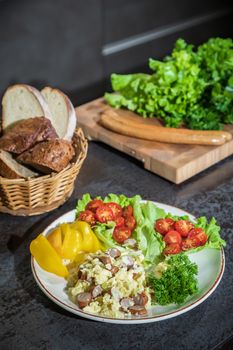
[31,203,225,324]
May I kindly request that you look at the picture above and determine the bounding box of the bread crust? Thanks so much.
[0,150,38,179]
[0,117,58,154]
[2,84,53,131]
[41,86,77,140]
[17,139,75,173]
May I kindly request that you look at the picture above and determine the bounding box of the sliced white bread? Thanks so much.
[2,84,53,132]
[0,150,38,179]
[41,86,76,140]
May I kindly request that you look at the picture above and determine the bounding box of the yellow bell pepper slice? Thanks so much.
[46,220,102,263]
[30,234,68,278]
[72,221,102,252]
[60,223,83,260]
[47,227,63,257]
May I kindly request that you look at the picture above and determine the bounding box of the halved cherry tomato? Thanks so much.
[164,230,182,245]
[113,226,131,243]
[123,205,133,218]
[163,243,181,255]
[175,220,194,237]
[79,210,96,225]
[115,216,125,227]
[181,237,201,251]
[86,199,103,213]
[96,205,114,223]
[125,216,136,231]
[105,202,122,218]
[155,218,175,235]
[188,228,208,246]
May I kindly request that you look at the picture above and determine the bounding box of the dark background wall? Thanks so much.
[0,0,232,106]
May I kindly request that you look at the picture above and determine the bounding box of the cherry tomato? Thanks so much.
[155,218,175,235]
[115,216,125,227]
[105,202,122,218]
[181,237,201,251]
[113,226,131,243]
[123,205,133,218]
[163,243,181,255]
[95,205,114,223]
[78,210,96,225]
[164,230,182,245]
[125,216,136,231]
[188,228,208,246]
[86,199,103,213]
[174,220,194,237]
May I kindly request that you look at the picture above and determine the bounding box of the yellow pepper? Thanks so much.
[30,234,68,278]
[47,221,102,261]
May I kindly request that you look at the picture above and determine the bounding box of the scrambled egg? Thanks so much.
[67,249,151,318]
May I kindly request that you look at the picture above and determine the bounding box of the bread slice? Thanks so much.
[17,139,75,174]
[0,116,58,154]
[0,150,38,179]
[2,84,53,132]
[41,87,76,140]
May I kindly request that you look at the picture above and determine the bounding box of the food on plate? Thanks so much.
[148,254,198,305]
[0,84,78,179]
[0,116,58,154]
[41,86,77,140]
[30,234,68,277]
[0,150,38,179]
[105,37,233,130]
[67,249,151,317]
[30,221,102,276]
[17,139,75,173]
[30,193,226,318]
[99,110,231,146]
[47,221,102,259]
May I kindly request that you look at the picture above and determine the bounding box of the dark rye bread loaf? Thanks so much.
[0,116,58,154]
[17,139,75,174]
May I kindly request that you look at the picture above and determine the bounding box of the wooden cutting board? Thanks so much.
[75,98,233,184]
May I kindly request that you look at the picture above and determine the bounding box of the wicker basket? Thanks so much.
[0,128,88,216]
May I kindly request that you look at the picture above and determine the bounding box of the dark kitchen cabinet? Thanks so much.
[0,0,232,105]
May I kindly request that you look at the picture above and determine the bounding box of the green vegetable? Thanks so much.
[105,37,233,130]
[148,254,198,305]
[76,193,92,213]
[76,194,166,264]
[194,216,226,250]
[131,199,166,264]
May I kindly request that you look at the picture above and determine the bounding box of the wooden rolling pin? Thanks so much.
[99,110,232,146]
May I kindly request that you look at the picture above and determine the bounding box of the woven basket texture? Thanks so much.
[0,128,88,216]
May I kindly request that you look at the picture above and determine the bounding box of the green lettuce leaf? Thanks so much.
[132,200,166,264]
[94,221,118,249]
[76,193,92,214]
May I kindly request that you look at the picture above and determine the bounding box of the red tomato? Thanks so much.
[164,230,182,245]
[95,205,114,223]
[188,228,208,246]
[181,237,201,251]
[174,220,194,237]
[78,210,96,225]
[125,216,136,231]
[112,226,132,243]
[115,216,125,227]
[123,205,133,218]
[105,202,122,218]
[163,243,181,255]
[86,199,103,213]
[155,218,175,235]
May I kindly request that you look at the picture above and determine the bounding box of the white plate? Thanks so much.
[31,202,225,324]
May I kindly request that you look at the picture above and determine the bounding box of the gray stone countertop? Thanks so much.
[1,142,233,350]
